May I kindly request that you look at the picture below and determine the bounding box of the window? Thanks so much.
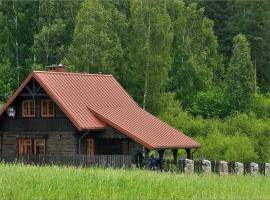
[22,100,35,117]
[34,139,46,157]
[41,100,54,117]
[17,139,46,158]
[18,139,32,155]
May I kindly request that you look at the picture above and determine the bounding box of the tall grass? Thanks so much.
[0,164,269,199]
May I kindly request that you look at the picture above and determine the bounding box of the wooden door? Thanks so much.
[87,138,94,158]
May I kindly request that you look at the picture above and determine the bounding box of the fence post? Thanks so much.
[265,163,270,176]
[235,162,244,175]
[219,161,228,175]
[202,160,211,174]
[184,159,194,174]
[250,162,259,176]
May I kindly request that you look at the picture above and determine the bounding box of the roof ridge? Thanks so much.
[33,71,113,77]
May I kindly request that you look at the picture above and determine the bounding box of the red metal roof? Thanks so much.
[0,71,200,149]
[90,107,200,149]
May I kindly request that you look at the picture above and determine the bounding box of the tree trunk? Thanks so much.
[13,2,19,86]
[253,56,257,94]
[143,11,151,110]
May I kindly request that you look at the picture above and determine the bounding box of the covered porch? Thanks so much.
[78,131,198,170]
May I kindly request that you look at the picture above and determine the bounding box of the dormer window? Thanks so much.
[41,100,54,117]
[22,100,35,117]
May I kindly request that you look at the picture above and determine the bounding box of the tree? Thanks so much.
[231,1,270,93]
[33,20,67,66]
[67,0,127,74]
[198,0,270,93]
[168,1,223,108]
[127,0,173,115]
[32,1,81,67]
[196,0,234,64]
[0,1,39,87]
[0,62,13,102]
[225,33,253,113]
[0,0,81,89]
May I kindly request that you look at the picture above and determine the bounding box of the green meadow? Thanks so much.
[0,164,269,200]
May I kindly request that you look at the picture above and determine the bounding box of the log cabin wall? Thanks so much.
[0,79,77,158]
[1,132,77,159]
[0,95,75,132]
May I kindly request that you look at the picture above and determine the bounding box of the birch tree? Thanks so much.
[128,0,172,115]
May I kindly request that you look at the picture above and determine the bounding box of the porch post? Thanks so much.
[158,149,165,171]
[144,147,150,160]
[185,148,191,159]
[172,149,178,164]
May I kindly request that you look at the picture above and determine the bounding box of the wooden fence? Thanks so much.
[0,153,268,175]
[0,153,133,168]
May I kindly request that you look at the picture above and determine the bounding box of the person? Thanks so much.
[148,155,156,170]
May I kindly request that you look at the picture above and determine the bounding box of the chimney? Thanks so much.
[46,64,67,72]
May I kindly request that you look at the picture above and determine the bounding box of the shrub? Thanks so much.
[195,132,258,162]
[250,93,270,118]
[224,133,258,162]
[189,88,227,118]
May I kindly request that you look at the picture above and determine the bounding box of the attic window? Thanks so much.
[22,100,35,117]
[41,100,54,117]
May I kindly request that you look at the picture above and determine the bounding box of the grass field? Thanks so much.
[0,164,269,200]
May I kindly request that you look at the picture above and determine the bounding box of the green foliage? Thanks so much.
[127,0,172,115]
[224,134,258,162]
[33,20,67,66]
[0,62,13,102]
[196,132,258,162]
[0,1,81,89]
[0,101,4,109]
[230,1,270,93]
[169,1,223,108]
[1,164,270,199]
[200,0,270,92]
[67,0,127,74]
[250,94,270,118]
[189,88,227,118]
[225,33,254,113]
[160,107,270,161]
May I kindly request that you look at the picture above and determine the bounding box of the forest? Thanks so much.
[0,0,270,162]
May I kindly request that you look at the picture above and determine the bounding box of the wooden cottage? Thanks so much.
[0,65,200,167]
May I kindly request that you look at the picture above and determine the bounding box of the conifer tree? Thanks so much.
[225,33,253,112]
